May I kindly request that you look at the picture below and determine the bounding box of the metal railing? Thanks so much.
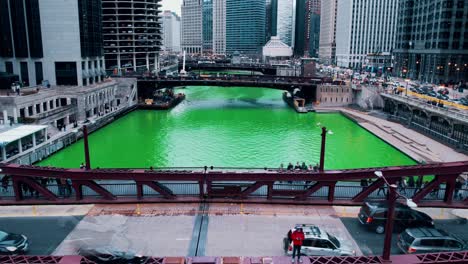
[2,181,465,204]
[381,93,468,123]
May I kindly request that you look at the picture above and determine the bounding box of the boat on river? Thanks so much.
[282,92,310,113]
[139,92,185,110]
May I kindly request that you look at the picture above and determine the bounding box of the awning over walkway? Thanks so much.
[0,125,47,147]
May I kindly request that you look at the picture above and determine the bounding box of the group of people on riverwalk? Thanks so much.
[279,162,320,172]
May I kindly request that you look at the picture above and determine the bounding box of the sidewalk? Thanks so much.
[0,205,93,217]
[1,203,464,220]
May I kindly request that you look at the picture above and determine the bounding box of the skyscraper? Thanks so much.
[162,11,181,53]
[0,0,106,86]
[319,0,337,65]
[270,0,278,37]
[307,0,320,58]
[335,0,399,69]
[277,0,295,47]
[213,0,226,54]
[294,0,306,56]
[181,0,203,54]
[202,0,213,53]
[265,0,273,42]
[102,0,162,73]
[226,0,265,55]
[394,0,468,83]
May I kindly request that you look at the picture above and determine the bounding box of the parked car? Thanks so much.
[427,91,438,97]
[436,94,449,101]
[358,202,434,234]
[283,224,356,256]
[397,227,466,254]
[420,86,433,94]
[78,247,147,264]
[460,98,468,106]
[0,230,29,254]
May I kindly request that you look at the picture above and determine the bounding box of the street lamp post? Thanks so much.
[83,125,91,170]
[374,171,417,262]
[319,127,327,172]
[382,184,397,261]
[405,79,410,97]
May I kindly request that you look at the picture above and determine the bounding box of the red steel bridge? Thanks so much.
[0,161,467,207]
[1,161,468,263]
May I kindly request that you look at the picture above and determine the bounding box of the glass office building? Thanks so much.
[226,0,265,55]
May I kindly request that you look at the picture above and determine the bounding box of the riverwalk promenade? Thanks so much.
[316,107,468,163]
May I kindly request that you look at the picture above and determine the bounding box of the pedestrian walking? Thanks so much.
[360,179,368,191]
[398,178,407,195]
[377,184,386,196]
[1,176,9,192]
[56,178,64,196]
[65,178,72,197]
[454,179,462,200]
[431,183,440,198]
[291,228,305,263]
[415,176,423,193]
[407,176,415,195]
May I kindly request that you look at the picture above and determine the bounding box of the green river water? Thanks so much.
[37,86,416,169]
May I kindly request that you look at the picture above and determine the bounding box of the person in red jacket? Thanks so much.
[291,228,305,262]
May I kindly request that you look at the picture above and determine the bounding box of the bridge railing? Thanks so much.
[2,252,468,264]
[381,93,468,122]
[1,161,467,207]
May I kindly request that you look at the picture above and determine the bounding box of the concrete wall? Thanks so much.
[354,85,385,110]
[316,84,353,107]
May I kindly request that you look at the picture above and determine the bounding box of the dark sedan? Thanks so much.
[0,230,29,254]
[78,247,147,264]
[358,202,434,234]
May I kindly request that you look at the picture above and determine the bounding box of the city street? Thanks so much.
[1,204,466,257]
[0,216,82,255]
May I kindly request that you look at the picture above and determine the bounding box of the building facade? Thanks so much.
[101,0,162,73]
[319,0,337,65]
[0,0,106,87]
[202,0,213,54]
[181,0,203,54]
[162,11,181,53]
[394,0,468,84]
[226,0,265,55]
[213,0,226,54]
[276,0,295,47]
[335,0,399,69]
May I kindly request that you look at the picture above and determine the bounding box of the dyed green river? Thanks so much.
[38,86,416,169]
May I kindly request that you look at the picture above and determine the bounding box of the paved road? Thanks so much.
[341,217,468,256]
[0,216,83,255]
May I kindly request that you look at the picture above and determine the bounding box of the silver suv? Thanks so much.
[398,227,466,254]
[283,224,356,256]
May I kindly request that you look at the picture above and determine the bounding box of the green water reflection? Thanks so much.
[37,86,416,169]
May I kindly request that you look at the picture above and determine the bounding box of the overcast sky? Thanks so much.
[161,0,182,16]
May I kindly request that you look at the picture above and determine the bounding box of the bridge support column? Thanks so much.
[412,177,441,203]
[327,182,336,202]
[443,175,457,204]
[267,183,273,200]
[12,176,24,201]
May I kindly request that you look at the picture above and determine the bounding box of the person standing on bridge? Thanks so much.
[291,227,305,263]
